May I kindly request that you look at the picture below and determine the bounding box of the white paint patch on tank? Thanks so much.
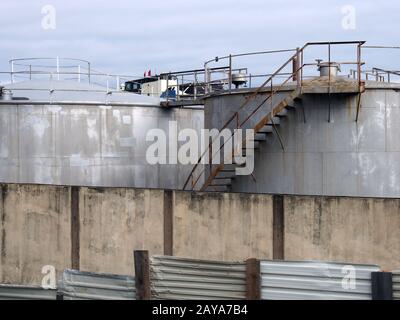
[122,115,132,125]
[0,116,9,157]
[86,118,98,140]
[70,154,90,167]
[119,137,136,147]
[376,100,385,110]
[33,163,54,184]
[47,106,62,113]
[71,109,89,116]
[389,167,400,192]
[23,115,50,139]
[113,110,121,119]
[358,154,377,179]
[353,125,364,147]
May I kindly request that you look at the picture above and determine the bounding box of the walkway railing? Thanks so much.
[2,57,141,92]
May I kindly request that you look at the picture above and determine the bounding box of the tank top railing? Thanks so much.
[4,57,140,92]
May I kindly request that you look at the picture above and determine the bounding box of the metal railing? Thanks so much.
[204,48,298,94]
[183,41,366,191]
[3,57,142,93]
[160,66,248,102]
[9,57,91,83]
[348,68,400,82]
[155,43,400,103]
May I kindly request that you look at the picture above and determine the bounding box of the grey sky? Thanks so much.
[0,0,399,78]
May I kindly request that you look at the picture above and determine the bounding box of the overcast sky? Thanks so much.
[0,0,399,80]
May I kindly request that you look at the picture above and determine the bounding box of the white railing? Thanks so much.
[3,57,141,92]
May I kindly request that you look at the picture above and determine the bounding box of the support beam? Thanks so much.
[134,250,151,300]
[246,258,261,300]
[371,272,393,300]
[273,195,284,260]
[163,190,173,256]
[71,186,80,270]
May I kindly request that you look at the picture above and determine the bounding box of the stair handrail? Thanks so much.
[183,49,302,190]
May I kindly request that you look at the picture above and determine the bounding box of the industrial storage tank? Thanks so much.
[189,42,400,198]
[203,83,400,197]
[0,58,203,189]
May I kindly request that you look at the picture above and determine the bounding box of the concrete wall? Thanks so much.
[79,187,164,275]
[284,195,400,270]
[0,184,71,285]
[173,191,273,261]
[0,183,399,285]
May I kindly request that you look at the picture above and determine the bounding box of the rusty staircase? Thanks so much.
[183,41,365,192]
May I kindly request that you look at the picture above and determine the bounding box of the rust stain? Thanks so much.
[1,185,7,265]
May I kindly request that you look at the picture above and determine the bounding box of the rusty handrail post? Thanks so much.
[328,43,332,123]
[328,43,331,89]
[292,56,297,82]
[204,62,209,95]
[270,78,273,111]
[295,47,300,87]
[357,43,362,91]
[228,54,232,93]
[300,48,304,91]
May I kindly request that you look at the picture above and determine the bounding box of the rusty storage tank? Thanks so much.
[0,58,203,188]
[202,61,400,198]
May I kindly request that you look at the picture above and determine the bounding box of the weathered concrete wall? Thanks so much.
[173,192,273,261]
[79,187,164,275]
[0,184,71,285]
[284,196,400,270]
[1,183,399,285]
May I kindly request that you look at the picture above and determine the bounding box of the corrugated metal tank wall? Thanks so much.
[204,85,400,198]
[0,103,203,189]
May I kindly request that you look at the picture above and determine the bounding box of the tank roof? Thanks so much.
[2,80,160,106]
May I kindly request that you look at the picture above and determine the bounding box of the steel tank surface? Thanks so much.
[0,101,203,189]
[203,82,400,198]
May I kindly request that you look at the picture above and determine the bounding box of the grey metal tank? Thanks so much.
[203,80,400,198]
[0,79,203,189]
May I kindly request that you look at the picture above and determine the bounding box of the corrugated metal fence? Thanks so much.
[261,260,380,300]
[393,271,400,300]
[0,258,393,300]
[150,255,247,300]
[0,284,56,300]
[58,269,135,300]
